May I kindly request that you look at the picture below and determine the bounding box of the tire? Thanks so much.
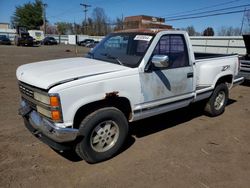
[204,83,229,117]
[75,107,128,163]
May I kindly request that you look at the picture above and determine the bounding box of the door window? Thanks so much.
[153,35,189,68]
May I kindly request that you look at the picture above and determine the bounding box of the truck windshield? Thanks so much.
[86,33,154,68]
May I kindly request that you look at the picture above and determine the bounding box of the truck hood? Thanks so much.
[16,57,128,89]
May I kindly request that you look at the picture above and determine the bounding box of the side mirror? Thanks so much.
[151,55,169,68]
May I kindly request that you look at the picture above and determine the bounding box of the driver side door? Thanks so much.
[138,34,194,115]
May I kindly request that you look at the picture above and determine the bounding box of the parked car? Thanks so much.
[0,35,11,45]
[239,34,250,81]
[15,32,33,46]
[85,41,99,48]
[77,39,94,46]
[42,37,58,45]
[17,29,244,163]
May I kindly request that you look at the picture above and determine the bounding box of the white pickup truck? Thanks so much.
[17,29,244,163]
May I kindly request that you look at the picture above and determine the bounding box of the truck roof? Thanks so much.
[114,28,174,34]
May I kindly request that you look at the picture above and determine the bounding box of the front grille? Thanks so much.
[19,84,34,98]
[24,98,36,109]
[240,60,250,67]
[18,82,63,123]
[240,64,250,69]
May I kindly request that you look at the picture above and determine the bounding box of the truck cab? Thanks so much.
[15,26,33,46]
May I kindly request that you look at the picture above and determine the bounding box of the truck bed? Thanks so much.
[194,52,238,87]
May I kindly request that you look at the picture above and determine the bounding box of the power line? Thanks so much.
[160,0,242,17]
[165,4,250,19]
[165,9,249,21]
[48,8,81,19]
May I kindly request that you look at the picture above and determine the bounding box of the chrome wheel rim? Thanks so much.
[90,120,119,152]
[214,91,225,110]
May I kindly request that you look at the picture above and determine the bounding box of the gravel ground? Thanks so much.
[0,45,250,188]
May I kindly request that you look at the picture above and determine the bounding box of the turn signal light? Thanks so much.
[51,110,61,121]
[50,96,60,107]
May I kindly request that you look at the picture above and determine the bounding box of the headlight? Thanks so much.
[34,92,50,105]
[37,106,51,118]
[34,92,62,122]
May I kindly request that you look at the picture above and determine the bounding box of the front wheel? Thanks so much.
[204,83,229,117]
[75,107,128,163]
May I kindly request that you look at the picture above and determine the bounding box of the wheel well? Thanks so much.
[73,97,132,129]
[216,75,233,87]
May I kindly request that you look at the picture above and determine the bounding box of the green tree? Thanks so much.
[11,0,43,30]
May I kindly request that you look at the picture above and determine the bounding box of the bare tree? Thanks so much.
[46,24,58,34]
[186,26,196,36]
[92,7,108,35]
[84,18,94,35]
[217,26,241,36]
[181,26,200,36]
[114,17,124,31]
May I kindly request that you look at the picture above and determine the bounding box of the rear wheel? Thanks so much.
[75,107,128,163]
[204,83,229,117]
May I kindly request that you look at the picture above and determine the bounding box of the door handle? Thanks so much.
[187,72,193,78]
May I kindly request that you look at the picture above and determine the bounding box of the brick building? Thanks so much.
[124,15,172,30]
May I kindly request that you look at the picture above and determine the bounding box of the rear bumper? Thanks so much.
[19,100,79,150]
[233,75,245,86]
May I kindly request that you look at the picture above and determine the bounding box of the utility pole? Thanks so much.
[80,3,91,34]
[43,3,48,34]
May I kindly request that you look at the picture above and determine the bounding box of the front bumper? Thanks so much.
[238,71,250,81]
[233,75,245,86]
[19,100,79,149]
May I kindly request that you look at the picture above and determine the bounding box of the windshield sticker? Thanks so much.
[134,35,152,41]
